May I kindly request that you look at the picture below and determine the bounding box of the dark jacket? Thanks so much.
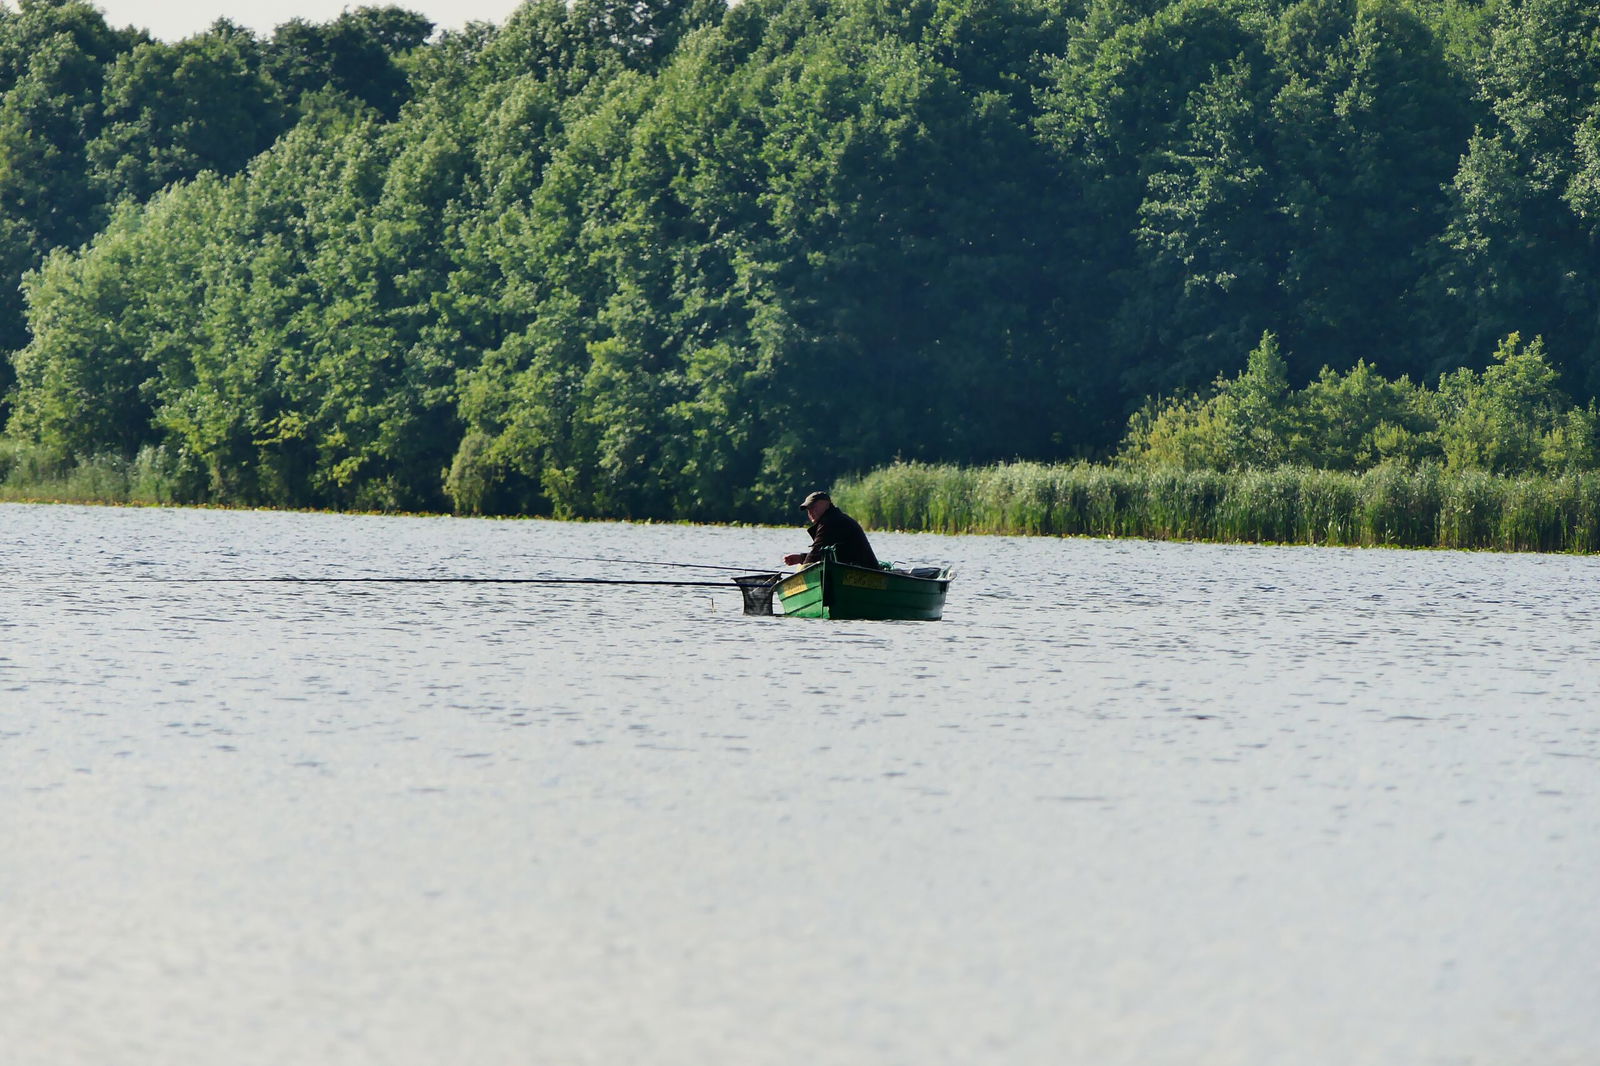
[804,505,880,568]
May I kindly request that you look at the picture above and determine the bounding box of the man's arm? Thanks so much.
[801,518,833,564]
[782,519,831,566]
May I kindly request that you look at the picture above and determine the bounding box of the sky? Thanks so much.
[86,1,529,41]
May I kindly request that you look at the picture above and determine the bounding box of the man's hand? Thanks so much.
[783,553,807,566]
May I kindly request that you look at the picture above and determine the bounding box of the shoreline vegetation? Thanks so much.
[825,328,1600,555]
[8,439,1600,556]
[0,442,179,509]
[837,461,1600,554]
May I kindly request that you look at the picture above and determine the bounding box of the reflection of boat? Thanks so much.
[735,554,952,620]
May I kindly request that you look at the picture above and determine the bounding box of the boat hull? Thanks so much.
[775,558,949,620]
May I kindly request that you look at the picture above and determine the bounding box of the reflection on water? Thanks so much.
[1,503,1596,1066]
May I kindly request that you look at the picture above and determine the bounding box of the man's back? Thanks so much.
[806,506,879,569]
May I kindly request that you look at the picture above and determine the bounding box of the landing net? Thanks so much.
[732,573,782,616]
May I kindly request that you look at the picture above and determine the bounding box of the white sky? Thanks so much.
[87,1,529,41]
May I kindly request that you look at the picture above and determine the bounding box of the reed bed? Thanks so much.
[836,461,1600,554]
[0,442,181,506]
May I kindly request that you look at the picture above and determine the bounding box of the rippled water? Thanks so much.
[2,502,1596,1065]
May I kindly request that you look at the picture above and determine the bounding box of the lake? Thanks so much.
[2,502,1595,1065]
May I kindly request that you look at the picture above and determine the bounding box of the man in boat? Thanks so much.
[784,491,880,569]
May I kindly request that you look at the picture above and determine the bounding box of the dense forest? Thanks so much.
[2,0,1598,522]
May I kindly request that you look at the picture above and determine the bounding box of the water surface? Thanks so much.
[2,503,1595,1065]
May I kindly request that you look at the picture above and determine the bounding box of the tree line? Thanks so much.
[4,0,1600,521]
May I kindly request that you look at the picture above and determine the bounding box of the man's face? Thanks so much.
[804,500,829,523]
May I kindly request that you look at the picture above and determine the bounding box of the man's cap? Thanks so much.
[800,490,831,509]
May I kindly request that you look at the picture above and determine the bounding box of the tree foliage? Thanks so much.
[5,0,1600,519]
[1121,330,1599,473]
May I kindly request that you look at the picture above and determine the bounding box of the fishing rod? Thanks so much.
[135,576,745,587]
[524,557,780,573]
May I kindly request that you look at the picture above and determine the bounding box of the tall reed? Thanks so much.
[0,441,182,505]
[835,461,1600,554]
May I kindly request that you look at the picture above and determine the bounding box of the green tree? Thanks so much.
[1296,359,1435,467]
[0,0,141,372]
[89,23,286,202]
[1429,0,1600,391]
[1271,0,1471,380]
[1037,0,1266,409]
[264,6,433,121]
[1120,329,1595,475]
[1434,333,1596,472]
[8,204,156,456]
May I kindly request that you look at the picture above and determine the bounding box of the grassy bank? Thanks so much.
[835,461,1600,553]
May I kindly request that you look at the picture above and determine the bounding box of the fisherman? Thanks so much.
[784,490,880,569]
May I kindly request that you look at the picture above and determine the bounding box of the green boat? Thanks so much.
[735,554,952,620]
